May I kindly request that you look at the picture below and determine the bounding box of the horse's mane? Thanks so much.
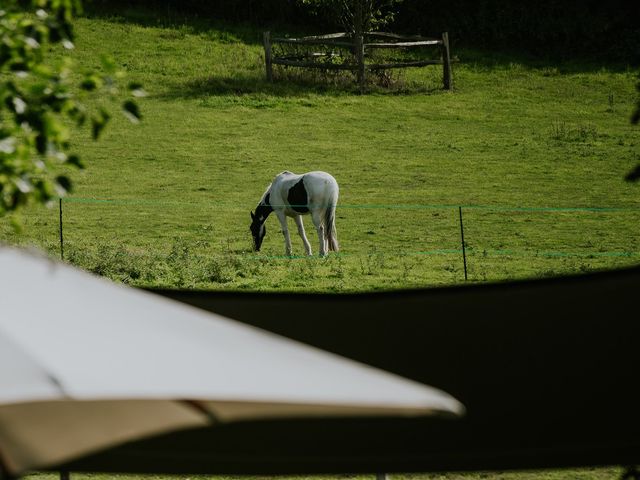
[259,182,272,205]
[259,171,296,205]
[260,170,295,204]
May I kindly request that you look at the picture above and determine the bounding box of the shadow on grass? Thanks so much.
[83,4,446,99]
[156,71,445,102]
[82,1,311,47]
[454,47,635,74]
[85,5,635,75]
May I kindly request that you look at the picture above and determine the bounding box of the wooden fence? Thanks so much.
[263,31,453,90]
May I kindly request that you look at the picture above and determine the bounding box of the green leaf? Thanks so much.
[625,164,640,182]
[0,1,138,218]
[91,119,104,140]
[128,82,147,97]
[122,100,141,123]
[0,137,16,154]
[80,74,102,91]
[91,108,111,140]
[100,54,117,74]
[67,105,87,127]
[35,133,47,155]
[9,214,24,234]
[66,154,85,169]
[55,175,72,193]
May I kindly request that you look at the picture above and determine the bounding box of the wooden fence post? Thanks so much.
[442,31,452,90]
[263,31,273,82]
[354,0,365,92]
[356,33,365,92]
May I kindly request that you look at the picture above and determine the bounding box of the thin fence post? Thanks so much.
[263,31,273,82]
[354,0,365,92]
[356,33,365,92]
[59,198,64,261]
[60,471,70,480]
[376,474,389,480]
[442,31,452,90]
[459,206,468,281]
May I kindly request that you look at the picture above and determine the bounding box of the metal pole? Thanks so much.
[59,198,64,261]
[459,206,468,281]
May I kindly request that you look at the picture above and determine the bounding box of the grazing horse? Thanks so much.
[250,171,339,257]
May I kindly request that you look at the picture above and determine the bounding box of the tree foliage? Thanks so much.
[299,0,403,33]
[633,79,640,126]
[0,0,142,218]
[627,78,640,182]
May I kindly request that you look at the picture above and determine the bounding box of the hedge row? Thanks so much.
[92,0,639,62]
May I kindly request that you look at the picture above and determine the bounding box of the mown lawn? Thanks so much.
[1,6,638,291]
[25,466,626,480]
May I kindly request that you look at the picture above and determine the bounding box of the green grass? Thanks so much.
[1,6,639,291]
[25,467,626,480]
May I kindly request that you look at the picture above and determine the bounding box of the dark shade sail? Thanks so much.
[60,266,640,475]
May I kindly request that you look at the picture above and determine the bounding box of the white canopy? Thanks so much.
[0,247,464,475]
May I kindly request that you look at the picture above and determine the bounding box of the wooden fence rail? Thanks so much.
[263,31,453,91]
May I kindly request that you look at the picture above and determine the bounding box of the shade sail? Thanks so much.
[141,265,640,474]
[0,247,463,476]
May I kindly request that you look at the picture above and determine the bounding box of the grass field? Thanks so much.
[25,466,626,480]
[1,6,638,293]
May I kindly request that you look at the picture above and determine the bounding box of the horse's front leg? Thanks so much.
[275,212,293,256]
[294,215,313,256]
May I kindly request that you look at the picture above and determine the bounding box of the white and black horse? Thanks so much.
[250,171,339,256]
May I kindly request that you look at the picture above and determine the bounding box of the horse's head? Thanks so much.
[250,211,266,252]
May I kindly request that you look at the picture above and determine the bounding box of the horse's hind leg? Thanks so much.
[311,210,327,256]
[294,215,313,256]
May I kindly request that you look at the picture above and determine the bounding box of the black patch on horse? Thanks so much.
[255,193,273,220]
[287,178,309,213]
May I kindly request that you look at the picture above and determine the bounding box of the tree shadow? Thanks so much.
[85,5,635,75]
[156,71,444,102]
[454,47,634,74]
[82,1,310,47]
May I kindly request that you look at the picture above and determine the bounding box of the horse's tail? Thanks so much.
[325,201,339,252]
